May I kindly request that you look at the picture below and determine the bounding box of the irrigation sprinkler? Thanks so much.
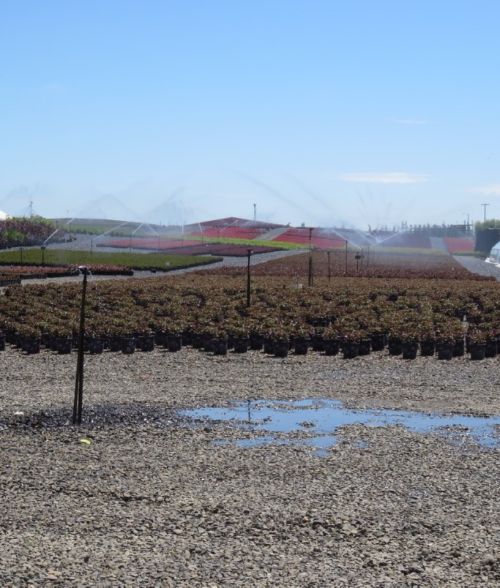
[327,251,331,283]
[246,249,252,307]
[355,252,362,275]
[20,247,23,263]
[73,266,88,425]
[345,240,348,275]
[41,245,46,266]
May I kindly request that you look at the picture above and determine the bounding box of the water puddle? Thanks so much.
[181,398,499,455]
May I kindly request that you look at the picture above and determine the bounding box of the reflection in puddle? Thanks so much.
[182,398,499,455]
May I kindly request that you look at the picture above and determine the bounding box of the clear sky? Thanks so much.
[1,0,499,228]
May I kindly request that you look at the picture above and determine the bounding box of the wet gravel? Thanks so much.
[454,255,500,280]
[1,347,499,586]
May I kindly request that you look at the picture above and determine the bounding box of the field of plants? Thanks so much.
[0,249,220,272]
[1,261,499,360]
[0,217,55,248]
[102,235,302,252]
[206,249,484,280]
[101,238,282,256]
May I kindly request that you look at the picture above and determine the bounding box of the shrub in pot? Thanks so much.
[322,325,340,356]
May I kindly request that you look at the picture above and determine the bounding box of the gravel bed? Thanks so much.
[454,255,500,280]
[1,347,499,586]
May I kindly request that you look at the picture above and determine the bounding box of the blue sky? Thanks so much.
[1,0,499,227]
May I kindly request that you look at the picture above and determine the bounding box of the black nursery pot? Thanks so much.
[191,334,204,349]
[273,338,289,358]
[56,337,72,355]
[343,341,359,359]
[370,333,386,351]
[201,334,213,352]
[437,342,453,360]
[311,334,325,352]
[402,341,418,360]
[485,339,497,358]
[87,337,104,354]
[166,334,182,352]
[453,339,465,357]
[388,338,402,356]
[293,337,308,355]
[420,339,435,357]
[155,330,167,346]
[323,338,339,356]
[138,334,155,352]
[469,343,486,360]
[358,338,371,356]
[263,338,275,355]
[233,337,249,353]
[23,337,41,355]
[212,337,228,356]
[121,337,136,354]
[109,337,122,352]
[249,334,264,351]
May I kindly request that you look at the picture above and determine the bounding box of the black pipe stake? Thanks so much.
[345,240,348,275]
[308,228,314,287]
[73,267,88,425]
[246,249,252,307]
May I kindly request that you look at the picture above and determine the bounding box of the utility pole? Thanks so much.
[481,203,489,223]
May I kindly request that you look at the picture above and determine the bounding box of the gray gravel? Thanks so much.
[0,347,499,586]
[454,255,500,280]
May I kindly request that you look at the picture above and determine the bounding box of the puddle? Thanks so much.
[181,398,499,454]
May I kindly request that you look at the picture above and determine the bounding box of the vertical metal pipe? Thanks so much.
[327,251,331,283]
[345,240,348,275]
[246,249,252,307]
[308,228,313,286]
[73,267,88,425]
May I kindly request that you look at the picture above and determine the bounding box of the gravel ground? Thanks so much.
[1,347,499,586]
[454,255,500,280]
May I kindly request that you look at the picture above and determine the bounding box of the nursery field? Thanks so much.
[0,249,220,272]
[205,248,483,281]
[1,265,499,360]
[102,235,302,252]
